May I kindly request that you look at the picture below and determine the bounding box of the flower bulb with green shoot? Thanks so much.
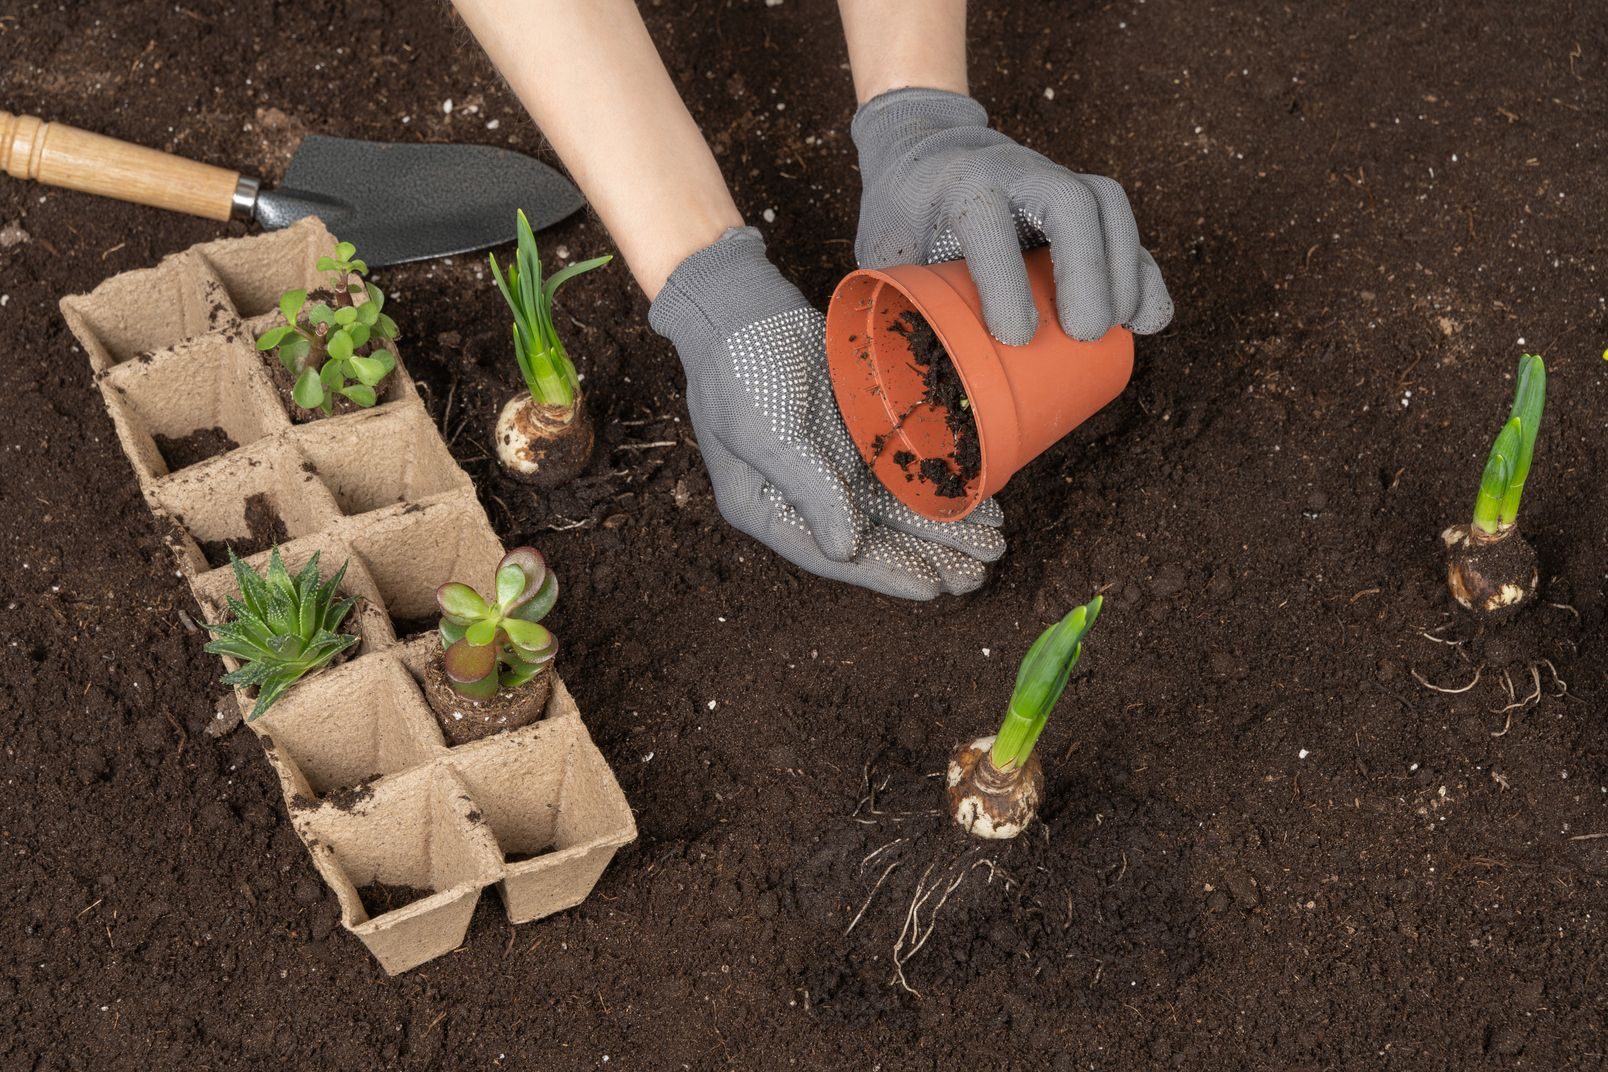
[489,210,613,487]
[948,596,1102,839]
[422,546,560,745]
[1441,354,1545,618]
[254,240,399,419]
[203,547,360,720]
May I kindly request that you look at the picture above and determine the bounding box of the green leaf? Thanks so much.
[326,329,354,361]
[278,334,310,369]
[495,561,528,606]
[320,359,347,389]
[279,289,307,325]
[307,303,335,328]
[334,241,356,261]
[346,322,372,349]
[315,256,336,272]
[993,596,1102,770]
[364,282,384,311]
[256,325,292,350]
[508,567,557,623]
[436,582,489,623]
[355,300,379,327]
[348,355,386,386]
[501,618,551,654]
[371,348,396,375]
[465,617,499,647]
[541,254,613,305]
[339,384,377,407]
[348,259,368,275]
[376,313,399,338]
[333,305,358,326]
[1499,353,1546,527]
[439,618,467,647]
[293,367,326,410]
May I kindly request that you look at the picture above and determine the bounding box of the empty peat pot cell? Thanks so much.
[96,335,291,484]
[193,217,334,325]
[448,700,636,924]
[251,654,445,803]
[346,499,505,639]
[150,440,343,572]
[60,252,238,373]
[290,405,471,518]
[190,532,396,660]
[292,764,503,975]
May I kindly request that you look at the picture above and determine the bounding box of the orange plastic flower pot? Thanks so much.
[825,248,1134,522]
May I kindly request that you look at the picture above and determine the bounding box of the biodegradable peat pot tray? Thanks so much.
[61,219,636,974]
[824,247,1134,521]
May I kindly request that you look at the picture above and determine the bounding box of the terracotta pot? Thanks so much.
[825,248,1134,521]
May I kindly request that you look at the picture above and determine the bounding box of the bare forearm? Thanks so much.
[838,0,968,103]
[453,0,741,298]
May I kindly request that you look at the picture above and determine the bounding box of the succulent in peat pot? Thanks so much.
[255,241,400,417]
[203,548,360,720]
[423,547,560,745]
[489,209,612,487]
[1441,354,1546,619]
[947,596,1102,839]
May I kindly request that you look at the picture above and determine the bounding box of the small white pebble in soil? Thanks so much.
[442,99,454,114]
[762,208,776,223]
[765,0,783,6]
[1298,749,1309,759]
[982,648,991,657]
[555,245,570,260]
[487,118,500,130]
[707,700,717,710]
[1044,87,1055,100]
[0,295,8,306]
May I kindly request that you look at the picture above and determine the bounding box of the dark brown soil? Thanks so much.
[153,425,237,471]
[196,492,289,568]
[891,309,982,497]
[357,882,436,919]
[3,2,1606,1070]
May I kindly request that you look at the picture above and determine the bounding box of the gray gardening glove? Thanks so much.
[648,227,1005,600]
[853,87,1174,346]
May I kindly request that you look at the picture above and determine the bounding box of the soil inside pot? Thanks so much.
[154,425,238,471]
[356,881,436,918]
[257,289,396,423]
[889,310,981,498]
[197,492,289,568]
[390,615,439,639]
[422,656,552,746]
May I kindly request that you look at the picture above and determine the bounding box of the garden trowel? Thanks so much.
[0,111,585,265]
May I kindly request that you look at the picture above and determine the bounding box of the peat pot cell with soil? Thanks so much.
[197,492,290,568]
[423,546,561,746]
[153,425,238,471]
[254,241,403,424]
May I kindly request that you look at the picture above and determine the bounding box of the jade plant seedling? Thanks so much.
[488,210,611,486]
[203,548,359,720]
[1441,354,1546,618]
[947,596,1102,839]
[255,241,399,416]
[435,547,558,700]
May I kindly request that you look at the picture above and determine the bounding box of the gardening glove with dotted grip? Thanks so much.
[852,87,1174,346]
[648,227,1005,600]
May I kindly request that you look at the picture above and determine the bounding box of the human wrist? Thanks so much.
[646,228,803,354]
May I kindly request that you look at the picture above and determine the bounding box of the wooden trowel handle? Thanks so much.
[0,111,253,222]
